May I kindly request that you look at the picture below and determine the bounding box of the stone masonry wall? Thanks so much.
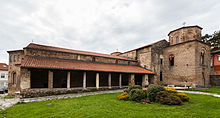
[169,27,202,45]
[162,41,210,86]
[195,41,211,86]
[118,50,137,60]
[24,48,137,65]
[8,50,24,96]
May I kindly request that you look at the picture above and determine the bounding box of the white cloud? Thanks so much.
[0,0,220,63]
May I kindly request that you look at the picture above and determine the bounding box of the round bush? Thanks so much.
[156,91,183,105]
[129,89,145,102]
[147,85,165,102]
[127,85,142,94]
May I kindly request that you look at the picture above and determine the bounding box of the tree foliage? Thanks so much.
[202,31,220,51]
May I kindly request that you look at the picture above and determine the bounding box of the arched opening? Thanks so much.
[12,72,16,84]
[169,55,174,66]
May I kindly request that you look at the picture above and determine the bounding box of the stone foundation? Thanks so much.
[19,87,125,98]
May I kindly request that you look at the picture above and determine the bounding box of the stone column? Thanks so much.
[108,73,111,89]
[129,74,135,86]
[67,72,71,89]
[96,73,99,89]
[119,74,122,88]
[83,72,86,89]
[142,74,149,88]
[48,70,53,89]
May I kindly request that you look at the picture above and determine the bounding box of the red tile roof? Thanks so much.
[0,63,8,71]
[21,56,154,74]
[24,43,137,61]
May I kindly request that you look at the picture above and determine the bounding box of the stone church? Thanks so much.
[7,25,210,97]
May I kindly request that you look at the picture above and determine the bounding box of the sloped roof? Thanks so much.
[21,56,154,74]
[0,63,8,71]
[122,39,167,53]
[24,43,136,61]
[211,50,220,54]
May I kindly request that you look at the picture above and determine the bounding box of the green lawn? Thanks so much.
[1,93,220,118]
[185,87,220,94]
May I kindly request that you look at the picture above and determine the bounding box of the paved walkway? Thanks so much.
[1,89,220,110]
[178,90,220,98]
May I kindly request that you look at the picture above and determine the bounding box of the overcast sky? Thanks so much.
[0,0,220,64]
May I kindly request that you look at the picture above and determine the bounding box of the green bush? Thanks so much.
[127,85,142,94]
[156,91,183,105]
[129,89,145,102]
[147,85,165,102]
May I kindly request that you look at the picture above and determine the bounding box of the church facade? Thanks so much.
[117,26,211,87]
[7,25,211,97]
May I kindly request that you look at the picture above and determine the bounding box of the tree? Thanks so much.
[202,31,220,51]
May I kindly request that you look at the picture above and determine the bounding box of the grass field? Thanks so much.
[185,87,220,94]
[1,92,220,118]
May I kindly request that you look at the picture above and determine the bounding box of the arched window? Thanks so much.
[201,51,205,65]
[9,55,12,62]
[176,36,179,44]
[12,72,16,84]
[169,55,174,66]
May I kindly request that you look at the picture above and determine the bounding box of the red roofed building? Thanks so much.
[211,50,220,75]
[0,63,8,89]
[7,43,154,97]
[7,25,211,97]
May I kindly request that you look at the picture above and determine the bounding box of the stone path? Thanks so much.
[178,90,220,98]
[1,89,220,110]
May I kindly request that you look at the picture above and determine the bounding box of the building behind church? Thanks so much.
[7,25,211,97]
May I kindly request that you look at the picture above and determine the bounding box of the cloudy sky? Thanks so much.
[0,0,220,63]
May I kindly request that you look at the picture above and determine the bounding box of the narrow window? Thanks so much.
[9,55,12,62]
[160,72,163,81]
[176,36,179,43]
[218,55,220,61]
[160,58,163,65]
[1,73,5,78]
[169,55,174,66]
[12,72,16,84]
[201,52,205,65]
[14,55,16,62]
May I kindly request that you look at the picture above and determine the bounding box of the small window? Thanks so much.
[9,55,12,62]
[218,55,220,61]
[169,55,174,66]
[12,72,16,84]
[201,52,205,65]
[160,72,163,81]
[160,59,163,65]
[1,73,5,78]
[176,36,179,43]
[14,55,16,62]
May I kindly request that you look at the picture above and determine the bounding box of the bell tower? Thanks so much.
[168,25,202,45]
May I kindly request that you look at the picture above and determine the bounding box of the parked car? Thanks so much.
[0,88,4,94]
[3,87,8,93]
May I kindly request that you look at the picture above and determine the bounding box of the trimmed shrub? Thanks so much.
[117,92,129,100]
[165,88,177,93]
[176,93,190,102]
[156,91,183,105]
[147,85,165,102]
[129,89,145,102]
[127,85,142,94]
